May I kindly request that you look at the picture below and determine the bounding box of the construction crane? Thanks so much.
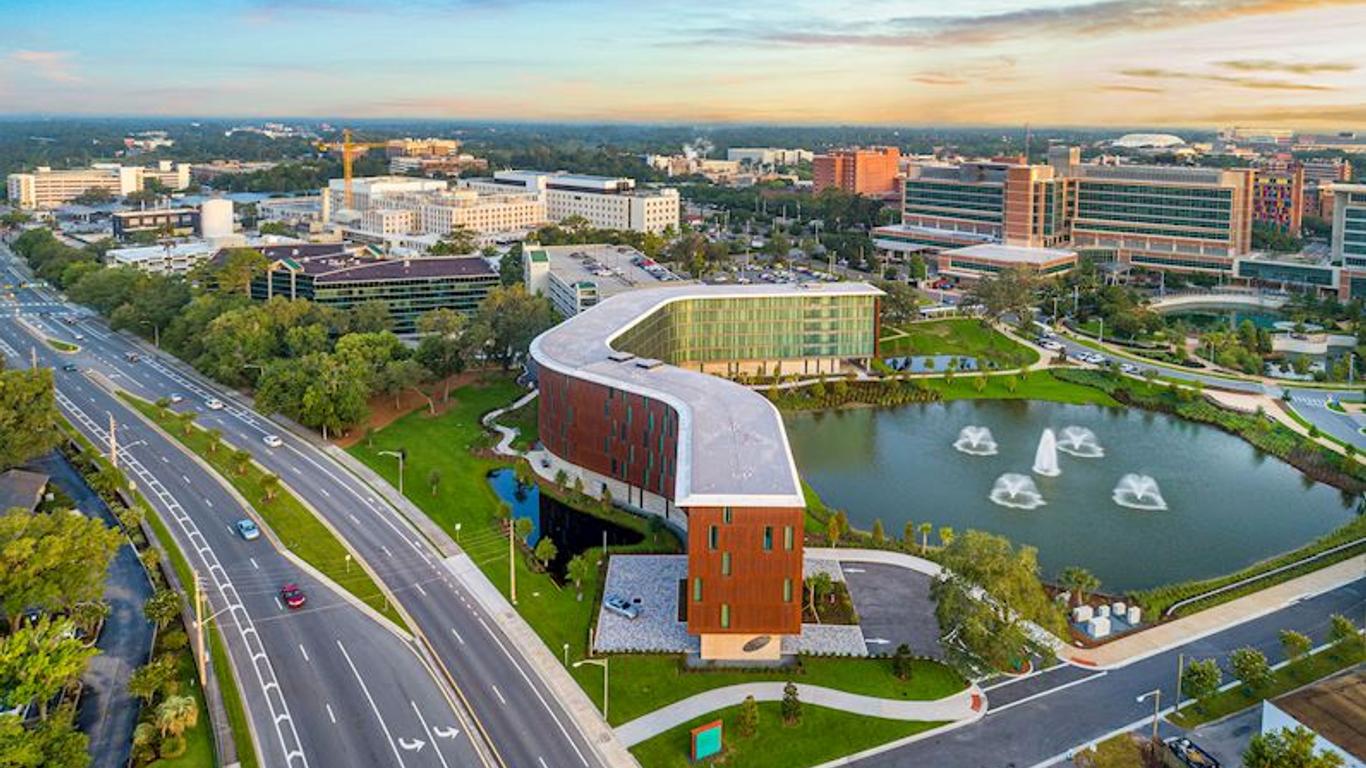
[315,129,388,210]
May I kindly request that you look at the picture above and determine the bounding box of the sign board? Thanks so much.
[690,719,722,762]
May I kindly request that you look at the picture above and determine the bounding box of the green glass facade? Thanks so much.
[1073,182,1234,241]
[903,180,1004,224]
[253,270,497,334]
[1236,260,1335,287]
[614,294,878,365]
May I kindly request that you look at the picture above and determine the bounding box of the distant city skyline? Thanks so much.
[2,0,1364,128]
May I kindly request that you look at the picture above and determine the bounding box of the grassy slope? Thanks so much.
[352,377,966,727]
[497,396,540,452]
[1169,641,1364,728]
[630,701,943,768]
[879,318,1039,368]
[121,393,403,626]
[922,369,1119,407]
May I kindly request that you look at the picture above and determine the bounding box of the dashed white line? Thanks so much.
[160,456,169,463]
[299,644,310,662]
[326,704,336,724]
[538,758,549,768]
[381,545,393,558]
[204,498,213,508]
[337,641,407,768]
[181,475,190,484]
[450,628,465,645]
[490,684,507,705]
[274,597,284,611]
[413,583,427,597]
[250,558,259,570]
[987,672,1108,716]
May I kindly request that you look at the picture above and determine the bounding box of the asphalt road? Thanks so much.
[852,578,1364,768]
[38,451,155,768]
[843,563,942,659]
[0,253,479,768]
[0,245,608,768]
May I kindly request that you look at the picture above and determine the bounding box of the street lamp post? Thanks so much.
[572,658,608,721]
[1137,689,1162,745]
[378,449,405,495]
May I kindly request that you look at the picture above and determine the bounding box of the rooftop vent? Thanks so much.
[607,351,635,363]
[634,358,663,370]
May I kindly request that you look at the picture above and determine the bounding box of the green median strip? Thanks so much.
[630,702,945,768]
[46,337,78,352]
[119,391,405,627]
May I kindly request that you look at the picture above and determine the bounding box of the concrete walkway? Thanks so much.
[615,681,985,747]
[1061,554,1366,669]
[483,389,537,457]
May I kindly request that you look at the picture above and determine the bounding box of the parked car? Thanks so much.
[205,398,224,410]
[1039,339,1065,352]
[280,583,307,610]
[235,519,261,541]
[262,435,283,448]
[1120,362,1140,375]
[603,594,640,620]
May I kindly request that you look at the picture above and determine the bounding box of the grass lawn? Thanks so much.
[46,337,77,352]
[496,395,540,452]
[920,369,1119,407]
[1169,640,1364,728]
[609,655,964,726]
[147,649,215,768]
[354,376,967,729]
[879,318,1038,369]
[121,393,403,626]
[630,701,944,768]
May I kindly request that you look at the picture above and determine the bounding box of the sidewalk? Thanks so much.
[614,681,984,747]
[1062,554,1365,669]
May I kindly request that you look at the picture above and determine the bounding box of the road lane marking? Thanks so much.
[182,475,190,484]
[161,456,168,463]
[274,597,284,611]
[320,488,330,498]
[475,617,589,767]
[326,704,336,724]
[490,685,507,705]
[250,558,259,570]
[204,499,213,508]
[381,545,393,557]
[336,640,407,768]
[410,701,453,768]
[987,671,1108,716]
[450,628,464,645]
[299,644,310,662]
[414,582,427,597]
[538,758,549,768]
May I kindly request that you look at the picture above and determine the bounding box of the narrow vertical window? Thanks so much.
[784,526,795,550]
[692,577,702,602]
[720,604,730,629]
[723,507,732,524]
[721,552,731,576]
[783,578,793,603]
[708,526,718,550]
[763,526,773,551]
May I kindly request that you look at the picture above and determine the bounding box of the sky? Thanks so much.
[1,0,1364,128]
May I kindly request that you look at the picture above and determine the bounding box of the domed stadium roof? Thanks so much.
[1111,133,1187,149]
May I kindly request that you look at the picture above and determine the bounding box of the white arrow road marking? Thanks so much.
[398,738,425,753]
[432,727,459,740]
[410,701,452,768]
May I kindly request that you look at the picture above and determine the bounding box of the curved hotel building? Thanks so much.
[530,283,881,659]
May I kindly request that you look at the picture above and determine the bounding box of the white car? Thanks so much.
[1120,362,1140,375]
[168,393,184,404]
[1039,339,1065,352]
[205,398,224,410]
[262,435,283,448]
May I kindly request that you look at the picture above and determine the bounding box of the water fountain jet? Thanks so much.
[989,473,1047,510]
[1113,474,1167,511]
[953,426,999,456]
[1033,428,1061,477]
[1056,426,1104,458]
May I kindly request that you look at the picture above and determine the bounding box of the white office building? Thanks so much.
[107,241,215,274]
[324,176,448,214]
[7,161,191,209]
[463,170,679,234]
[726,148,814,167]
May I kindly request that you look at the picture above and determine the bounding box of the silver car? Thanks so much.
[603,595,640,620]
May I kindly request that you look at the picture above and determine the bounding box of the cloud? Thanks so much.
[6,50,81,83]
[1215,59,1358,74]
[1201,103,1366,125]
[1101,84,1165,93]
[1119,67,1335,91]
[706,0,1365,48]
[911,74,966,86]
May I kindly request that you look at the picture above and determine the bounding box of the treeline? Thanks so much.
[15,240,555,439]
[529,218,670,258]
[10,228,113,288]
[0,366,118,767]
[683,184,891,231]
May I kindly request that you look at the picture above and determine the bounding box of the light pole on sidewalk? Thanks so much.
[1137,688,1162,745]
[378,449,405,495]
[572,657,608,721]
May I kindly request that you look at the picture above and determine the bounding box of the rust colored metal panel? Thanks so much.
[538,367,679,500]
[685,506,803,636]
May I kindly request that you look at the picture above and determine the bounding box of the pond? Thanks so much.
[486,469,643,575]
[785,400,1358,591]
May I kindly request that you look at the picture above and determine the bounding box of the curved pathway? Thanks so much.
[615,681,984,747]
[482,389,537,456]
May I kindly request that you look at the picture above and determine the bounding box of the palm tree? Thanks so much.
[176,411,196,436]
[231,449,252,476]
[938,526,955,549]
[903,521,916,550]
[567,555,592,601]
[919,522,932,553]
[806,572,833,623]
[206,428,222,452]
[260,474,280,502]
[427,469,441,496]
[155,695,199,738]
[1059,566,1101,607]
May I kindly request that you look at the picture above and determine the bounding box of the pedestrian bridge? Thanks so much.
[1148,292,1289,314]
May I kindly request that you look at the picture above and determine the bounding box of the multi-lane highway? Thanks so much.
[0,242,613,768]
[0,252,484,768]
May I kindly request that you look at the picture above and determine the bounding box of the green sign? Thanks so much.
[690,719,722,761]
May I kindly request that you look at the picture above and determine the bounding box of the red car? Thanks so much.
[280,583,307,610]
